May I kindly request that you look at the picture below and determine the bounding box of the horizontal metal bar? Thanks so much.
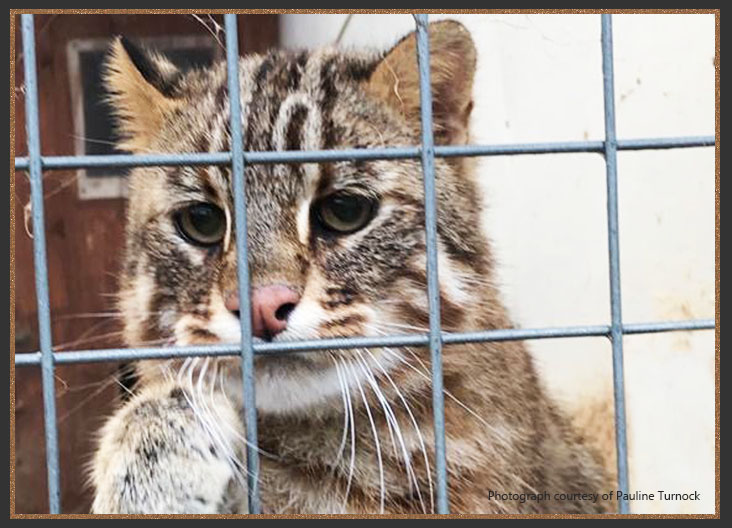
[617,136,716,150]
[14,318,714,367]
[14,152,232,170]
[13,135,715,171]
[622,319,716,334]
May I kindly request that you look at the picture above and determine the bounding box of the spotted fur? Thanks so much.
[91,21,612,514]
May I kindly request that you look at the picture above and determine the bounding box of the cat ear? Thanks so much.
[366,20,476,145]
[104,37,183,152]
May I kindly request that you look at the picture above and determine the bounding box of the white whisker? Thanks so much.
[366,321,429,334]
[383,347,513,449]
[330,354,350,471]
[355,349,427,514]
[344,357,385,514]
[188,358,256,484]
[355,351,399,463]
[365,348,434,513]
[337,357,358,512]
[214,364,279,460]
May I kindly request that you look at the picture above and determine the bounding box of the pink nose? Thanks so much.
[225,285,300,340]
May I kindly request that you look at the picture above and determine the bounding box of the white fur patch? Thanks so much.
[207,309,243,344]
[253,346,399,415]
[437,245,470,306]
[253,363,347,415]
[295,198,311,246]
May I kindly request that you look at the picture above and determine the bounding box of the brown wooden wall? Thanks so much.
[12,13,279,514]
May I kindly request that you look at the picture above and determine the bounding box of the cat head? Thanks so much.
[107,20,492,414]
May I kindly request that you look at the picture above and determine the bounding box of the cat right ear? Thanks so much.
[105,37,182,152]
[365,20,476,146]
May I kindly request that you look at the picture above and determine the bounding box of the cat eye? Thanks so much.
[174,202,226,246]
[314,193,377,234]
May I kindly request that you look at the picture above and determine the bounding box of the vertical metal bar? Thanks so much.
[414,13,450,514]
[601,14,630,514]
[224,14,261,514]
[21,14,61,514]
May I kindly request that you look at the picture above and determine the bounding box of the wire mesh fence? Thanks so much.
[14,12,715,515]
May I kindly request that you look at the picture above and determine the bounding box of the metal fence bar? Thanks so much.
[622,319,715,334]
[224,13,261,514]
[20,13,61,514]
[13,317,715,367]
[414,13,450,514]
[13,135,715,170]
[601,14,630,515]
[617,136,715,150]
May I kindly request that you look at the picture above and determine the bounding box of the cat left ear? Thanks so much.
[366,20,476,145]
[105,37,183,152]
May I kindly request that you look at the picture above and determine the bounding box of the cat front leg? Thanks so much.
[90,380,247,514]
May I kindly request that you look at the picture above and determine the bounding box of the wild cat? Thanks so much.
[90,20,612,514]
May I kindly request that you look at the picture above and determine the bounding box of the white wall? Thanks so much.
[280,13,716,514]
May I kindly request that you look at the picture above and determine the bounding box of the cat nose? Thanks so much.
[225,286,300,340]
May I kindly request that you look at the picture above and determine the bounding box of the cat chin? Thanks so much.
[252,359,346,415]
[167,313,400,416]
[250,349,400,416]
